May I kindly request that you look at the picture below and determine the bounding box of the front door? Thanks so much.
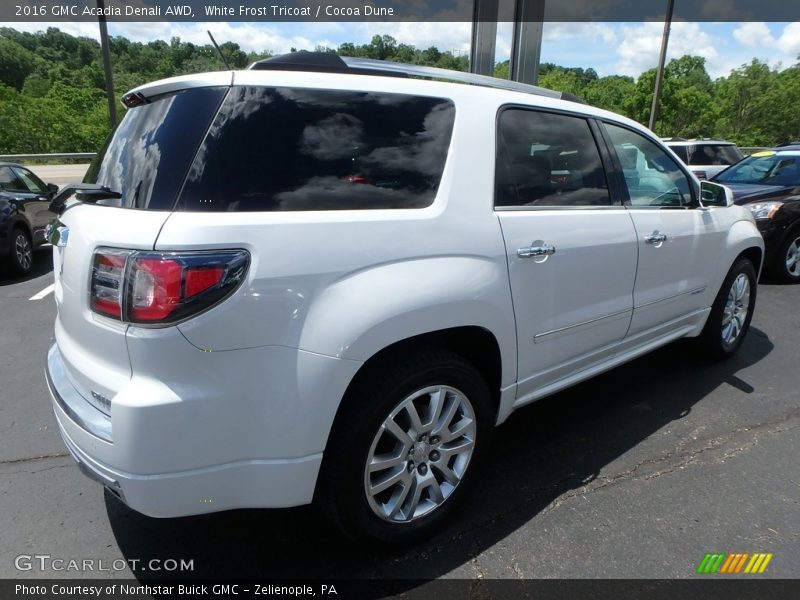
[601,123,726,341]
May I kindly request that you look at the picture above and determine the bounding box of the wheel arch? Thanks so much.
[329,326,503,438]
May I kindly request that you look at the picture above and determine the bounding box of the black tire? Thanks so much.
[316,349,492,545]
[697,257,757,358]
[8,227,33,275]
[772,227,800,282]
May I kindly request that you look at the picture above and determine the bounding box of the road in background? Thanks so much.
[27,164,90,188]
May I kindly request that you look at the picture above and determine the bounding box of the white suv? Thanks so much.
[663,138,744,180]
[46,53,763,544]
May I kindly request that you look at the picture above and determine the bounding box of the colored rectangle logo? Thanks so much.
[697,552,773,574]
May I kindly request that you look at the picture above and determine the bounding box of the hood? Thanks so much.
[723,182,799,205]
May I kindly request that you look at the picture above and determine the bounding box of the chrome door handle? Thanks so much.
[518,243,556,258]
[644,232,667,245]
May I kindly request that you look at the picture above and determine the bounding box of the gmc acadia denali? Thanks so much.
[45,53,763,543]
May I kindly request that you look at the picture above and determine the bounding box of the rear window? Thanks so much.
[687,144,743,166]
[176,87,455,212]
[84,87,227,210]
[668,145,689,163]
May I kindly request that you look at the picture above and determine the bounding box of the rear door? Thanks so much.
[52,86,227,413]
[495,108,637,402]
[600,122,726,341]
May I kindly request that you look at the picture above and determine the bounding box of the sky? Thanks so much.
[8,21,800,79]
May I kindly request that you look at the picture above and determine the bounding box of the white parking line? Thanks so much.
[29,283,55,301]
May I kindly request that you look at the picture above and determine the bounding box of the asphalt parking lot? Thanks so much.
[1,244,798,584]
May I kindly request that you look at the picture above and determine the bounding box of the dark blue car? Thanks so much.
[0,162,58,274]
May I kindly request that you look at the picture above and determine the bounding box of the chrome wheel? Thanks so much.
[785,236,800,277]
[14,232,32,272]
[721,273,750,345]
[364,385,476,523]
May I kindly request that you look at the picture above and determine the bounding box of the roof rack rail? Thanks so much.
[249,51,583,103]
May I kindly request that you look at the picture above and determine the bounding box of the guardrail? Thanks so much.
[0,152,97,162]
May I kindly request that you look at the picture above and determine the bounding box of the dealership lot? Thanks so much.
[1,249,798,581]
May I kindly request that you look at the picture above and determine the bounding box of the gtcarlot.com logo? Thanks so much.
[14,554,194,573]
[696,552,773,574]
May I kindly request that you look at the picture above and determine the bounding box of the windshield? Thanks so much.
[688,144,743,166]
[714,153,800,186]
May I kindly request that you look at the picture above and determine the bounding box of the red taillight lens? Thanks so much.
[90,248,249,326]
[91,252,129,319]
[130,257,183,322]
[185,267,225,298]
[695,171,708,180]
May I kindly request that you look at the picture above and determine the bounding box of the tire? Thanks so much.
[8,227,33,275]
[317,349,492,544]
[698,257,757,358]
[773,227,800,282]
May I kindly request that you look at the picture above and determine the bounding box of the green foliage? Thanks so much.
[0,26,797,153]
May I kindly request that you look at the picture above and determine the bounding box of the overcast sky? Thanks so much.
[9,21,800,79]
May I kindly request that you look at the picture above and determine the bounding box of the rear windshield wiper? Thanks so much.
[50,183,122,215]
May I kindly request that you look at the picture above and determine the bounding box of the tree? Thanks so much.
[0,38,35,91]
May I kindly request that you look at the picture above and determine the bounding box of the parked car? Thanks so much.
[712,146,800,281]
[0,162,58,274]
[45,53,763,544]
[663,138,744,180]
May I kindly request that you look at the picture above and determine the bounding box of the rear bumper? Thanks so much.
[46,341,357,517]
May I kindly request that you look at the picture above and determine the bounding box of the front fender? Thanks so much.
[700,217,764,316]
[298,256,518,388]
[724,218,765,277]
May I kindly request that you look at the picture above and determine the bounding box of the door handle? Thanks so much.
[644,232,667,245]
[518,243,556,258]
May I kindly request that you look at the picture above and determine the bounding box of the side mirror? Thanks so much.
[700,180,734,208]
[47,183,59,194]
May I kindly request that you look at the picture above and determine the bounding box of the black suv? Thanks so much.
[0,162,58,274]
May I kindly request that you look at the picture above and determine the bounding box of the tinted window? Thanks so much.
[0,166,27,192]
[495,109,611,207]
[606,124,694,208]
[84,87,227,210]
[669,145,689,163]
[688,144,743,166]
[715,153,800,186]
[177,87,455,212]
[12,167,46,194]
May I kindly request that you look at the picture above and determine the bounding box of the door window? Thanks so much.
[0,167,27,192]
[605,124,695,208]
[12,167,47,194]
[495,109,611,208]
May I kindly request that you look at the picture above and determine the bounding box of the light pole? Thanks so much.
[649,0,675,132]
[97,0,117,128]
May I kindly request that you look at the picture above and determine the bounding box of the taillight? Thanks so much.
[90,248,249,326]
[695,170,708,180]
[90,251,128,318]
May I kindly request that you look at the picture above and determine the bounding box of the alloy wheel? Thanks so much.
[15,232,32,271]
[364,385,476,523]
[785,236,800,277]
[721,273,750,345]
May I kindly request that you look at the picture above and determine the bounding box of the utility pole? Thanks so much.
[509,0,545,85]
[649,0,675,132]
[97,0,117,128]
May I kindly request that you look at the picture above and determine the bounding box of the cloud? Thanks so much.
[776,22,800,56]
[732,22,773,48]
[614,22,719,77]
[729,22,800,71]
